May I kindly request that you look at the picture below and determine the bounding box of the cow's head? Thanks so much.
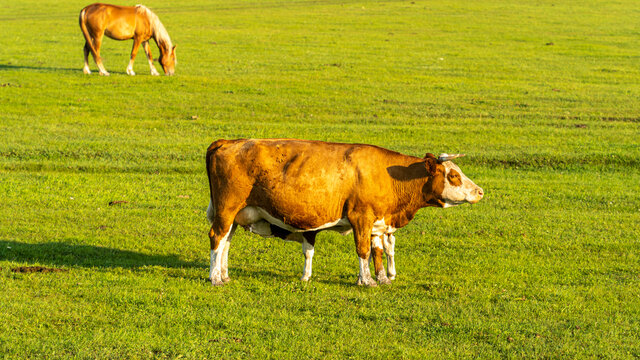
[424,153,484,207]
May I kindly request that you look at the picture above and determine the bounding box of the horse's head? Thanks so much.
[159,45,177,76]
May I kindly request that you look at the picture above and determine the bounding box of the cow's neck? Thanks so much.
[385,164,431,228]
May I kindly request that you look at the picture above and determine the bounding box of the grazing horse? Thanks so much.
[79,3,176,76]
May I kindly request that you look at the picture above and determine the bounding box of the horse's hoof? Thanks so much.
[99,71,110,76]
[126,69,135,76]
[221,276,231,283]
[83,68,91,75]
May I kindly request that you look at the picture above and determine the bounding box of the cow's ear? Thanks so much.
[424,155,438,176]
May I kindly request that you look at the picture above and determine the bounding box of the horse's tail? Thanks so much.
[78,7,98,56]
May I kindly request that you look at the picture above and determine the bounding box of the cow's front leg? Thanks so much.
[371,234,391,285]
[383,234,396,280]
[350,214,377,287]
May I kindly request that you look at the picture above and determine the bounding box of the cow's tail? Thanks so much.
[205,140,228,224]
[79,8,98,56]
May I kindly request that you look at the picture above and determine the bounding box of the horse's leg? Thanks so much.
[126,38,142,76]
[92,33,109,76]
[83,42,92,74]
[142,41,160,76]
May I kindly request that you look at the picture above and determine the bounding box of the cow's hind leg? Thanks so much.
[300,232,317,281]
[209,209,239,286]
[220,225,236,283]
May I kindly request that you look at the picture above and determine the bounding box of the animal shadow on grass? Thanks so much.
[0,64,125,75]
[0,240,368,286]
[0,240,201,270]
[225,266,362,287]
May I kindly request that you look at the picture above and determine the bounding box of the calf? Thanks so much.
[205,139,483,286]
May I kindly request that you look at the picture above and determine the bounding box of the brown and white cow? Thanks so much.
[205,139,483,286]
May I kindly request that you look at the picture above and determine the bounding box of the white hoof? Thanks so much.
[150,69,160,76]
[83,67,91,74]
[99,71,110,76]
[300,275,311,282]
[356,275,378,287]
[377,273,391,285]
[210,270,225,286]
[126,68,136,76]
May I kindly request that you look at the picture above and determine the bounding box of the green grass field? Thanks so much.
[1,0,639,358]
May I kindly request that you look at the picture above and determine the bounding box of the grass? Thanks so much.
[1,0,639,358]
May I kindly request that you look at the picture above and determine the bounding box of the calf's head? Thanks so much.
[424,153,484,207]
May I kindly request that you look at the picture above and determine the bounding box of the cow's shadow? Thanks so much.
[0,239,201,269]
[0,240,367,286]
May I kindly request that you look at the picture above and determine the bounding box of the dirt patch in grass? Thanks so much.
[11,266,68,273]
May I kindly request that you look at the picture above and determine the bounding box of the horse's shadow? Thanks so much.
[0,63,126,75]
[0,64,79,73]
[0,239,201,269]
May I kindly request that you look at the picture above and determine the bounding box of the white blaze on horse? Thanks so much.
[79,3,177,76]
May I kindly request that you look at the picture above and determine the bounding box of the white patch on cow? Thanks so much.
[221,240,231,282]
[370,234,391,284]
[371,235,383,250]
[210,225,233,285]
[371,218,397,237]
[356,256,377,286]
[301,239,314,281]
[209,249,216,281]
[440,161,484,206]
[383,234,396,280]
[236,206,352,235]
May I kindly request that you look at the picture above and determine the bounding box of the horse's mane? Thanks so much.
[135,5,172,51]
